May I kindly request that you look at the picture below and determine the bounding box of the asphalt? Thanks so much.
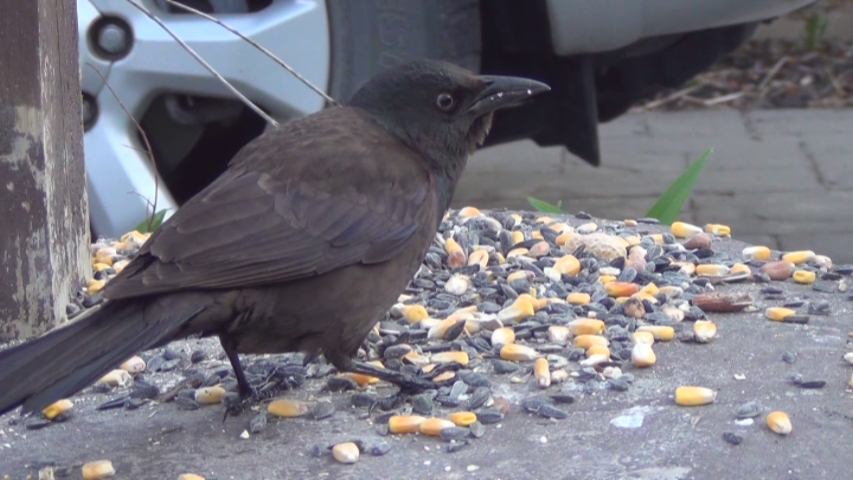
[2,222,852,480]
[458,108,853,263]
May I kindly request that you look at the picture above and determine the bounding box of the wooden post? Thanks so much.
[0,0,90,340]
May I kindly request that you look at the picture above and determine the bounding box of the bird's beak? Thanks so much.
[467,75,551,116]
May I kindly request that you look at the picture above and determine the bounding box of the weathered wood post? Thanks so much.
[0,0,90,340]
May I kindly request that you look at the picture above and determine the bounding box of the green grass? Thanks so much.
[527,148,713,225]
[135,208,170,234]
[804,12,828,50]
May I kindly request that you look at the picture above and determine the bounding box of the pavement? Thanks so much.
[458,108,853,263]
[2,226,853,480]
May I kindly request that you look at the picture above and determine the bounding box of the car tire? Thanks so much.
[326,0,482,104]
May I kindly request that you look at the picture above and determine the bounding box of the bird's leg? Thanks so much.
[218,335,263,418]
[218,335,254,398]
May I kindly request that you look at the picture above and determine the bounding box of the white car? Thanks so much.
[78,0,815,237]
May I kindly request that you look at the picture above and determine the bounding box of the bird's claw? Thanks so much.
[222,386,263,420]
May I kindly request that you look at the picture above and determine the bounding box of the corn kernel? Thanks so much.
[574,334,609,349]
[87,279,106,295]
[765,307,796,322]
[500,344,539,361]
[458,206,481,218]
[767,411,792,435]
[605,282,639,297]
[636,325,675,341]
[598,275,617,285]
[631,331,655,345]
[82,460,115,480]
[704,224,731,236]
[42,399,73,420]
[782,250,815,265]
[742,245,772,262]
[534,358,551,388]
[511,230,525,245]
[568,318,605,335]
[554,255,581,276]
[332,442,360,464]
[449,411,477,426]
[587,345,610,358]
[419,418,456,436]
[793,270,816,284]
[695,264,730,277]
[693,321,718,343]
[567,292,591,305]
[491,327,516,346]
[268,399,310,418]
[631,343,656,368]
[546,325,570,344]
[445,238,466,267]
[468,249,489,268]
[675,386,716,406]
[497,298,535,323]
[730,263,751,275]
[431,351,469,365]
[388,415,426,434]
[671,221,703,238]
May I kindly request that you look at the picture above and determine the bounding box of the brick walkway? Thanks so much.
[456,109,853,262]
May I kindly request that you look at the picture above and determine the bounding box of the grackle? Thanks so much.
[0,60,549,416]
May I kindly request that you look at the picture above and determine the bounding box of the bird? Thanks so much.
[0,59,549,417]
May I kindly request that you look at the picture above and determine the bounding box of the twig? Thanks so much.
[125,0,279,127]
[161,0,339,107]
[639,84,704,110]
[824,67,848,97]
[702,91,745,106]
[757,56,789,96]
[86,63,159,232]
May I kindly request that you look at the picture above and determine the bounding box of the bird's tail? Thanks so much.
[0,297,204,416]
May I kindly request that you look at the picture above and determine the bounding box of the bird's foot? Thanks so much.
[222,386,263,420]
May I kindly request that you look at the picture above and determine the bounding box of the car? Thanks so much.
[78,0,816,237]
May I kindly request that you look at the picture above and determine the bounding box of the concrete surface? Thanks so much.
[458,109,853,262]
[2,227,853,480]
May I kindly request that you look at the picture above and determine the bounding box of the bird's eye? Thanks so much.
[436,93,455,111]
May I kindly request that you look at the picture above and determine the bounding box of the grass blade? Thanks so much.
[645,148,712,225]
[527,196,565,214]
[135,209,170,233]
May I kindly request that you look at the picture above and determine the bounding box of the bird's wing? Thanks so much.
[105,168,427,300]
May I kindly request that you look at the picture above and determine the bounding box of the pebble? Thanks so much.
[722,432,743,446]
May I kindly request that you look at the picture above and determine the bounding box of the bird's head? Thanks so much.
[347,59,550,172]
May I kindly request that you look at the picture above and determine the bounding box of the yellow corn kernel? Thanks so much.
[528,241,551,257]
[546,325,570,344]
[640,283,659,296]
[497,297,535,323]
[92,262,111,272]
[605,282,639,297]
[178,475,206,480]
[120,355,146,373]
[631,331,655,345]
[662,306,685,322]
[742,245,772,261]
[624,219,638,227]
[534,358,551,388]
[730,263,751,275]
[554,255,581,276]
[449,411,478,427]
[555,231,575,246]
[87,279,106,295]
[793,270,816,284]
[444,238,466,267]
[517,293,548,311]
[491,327,516,346]
[671,221,703,238]
[574,334,609,349]
[42,399,73,420]
[671,261,696,275]
[636,325,675,341]
[658,286,683,298]
[695,264,730,277]
[468,249,489,269]
[194,386,226,405]
[402,351,429,367]
[568,318,605,335]
[765,307,796,322]
[704,224,731,236]
[598,275,617,285]
[268,399,310,418]
[782,250,815,265]
[332,442,360,464]
[631,343,656,368]
[458,206,481,218]
[97,369,132,387]
[587,345,610,358]
[649,233,665,245]
[500,344,539,361]
[388,415,426,434]
[431,351,469,366]
[767,411,792,435]
[403,305,429,324]
[624,235,641,246]
[550,369,570,383]
[433,371,456,383]
[674,386,717,406]
[549,222,572,233]
[567,292,591,305]
[511,230,525,245]
[343,371,381,386]
[630,292,659,304]
[82,460,116,480]
[693,321,718,343]
[506,247,529,259]
[419,418,456,436]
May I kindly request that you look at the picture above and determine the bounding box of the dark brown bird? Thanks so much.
[0,60,549,416]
